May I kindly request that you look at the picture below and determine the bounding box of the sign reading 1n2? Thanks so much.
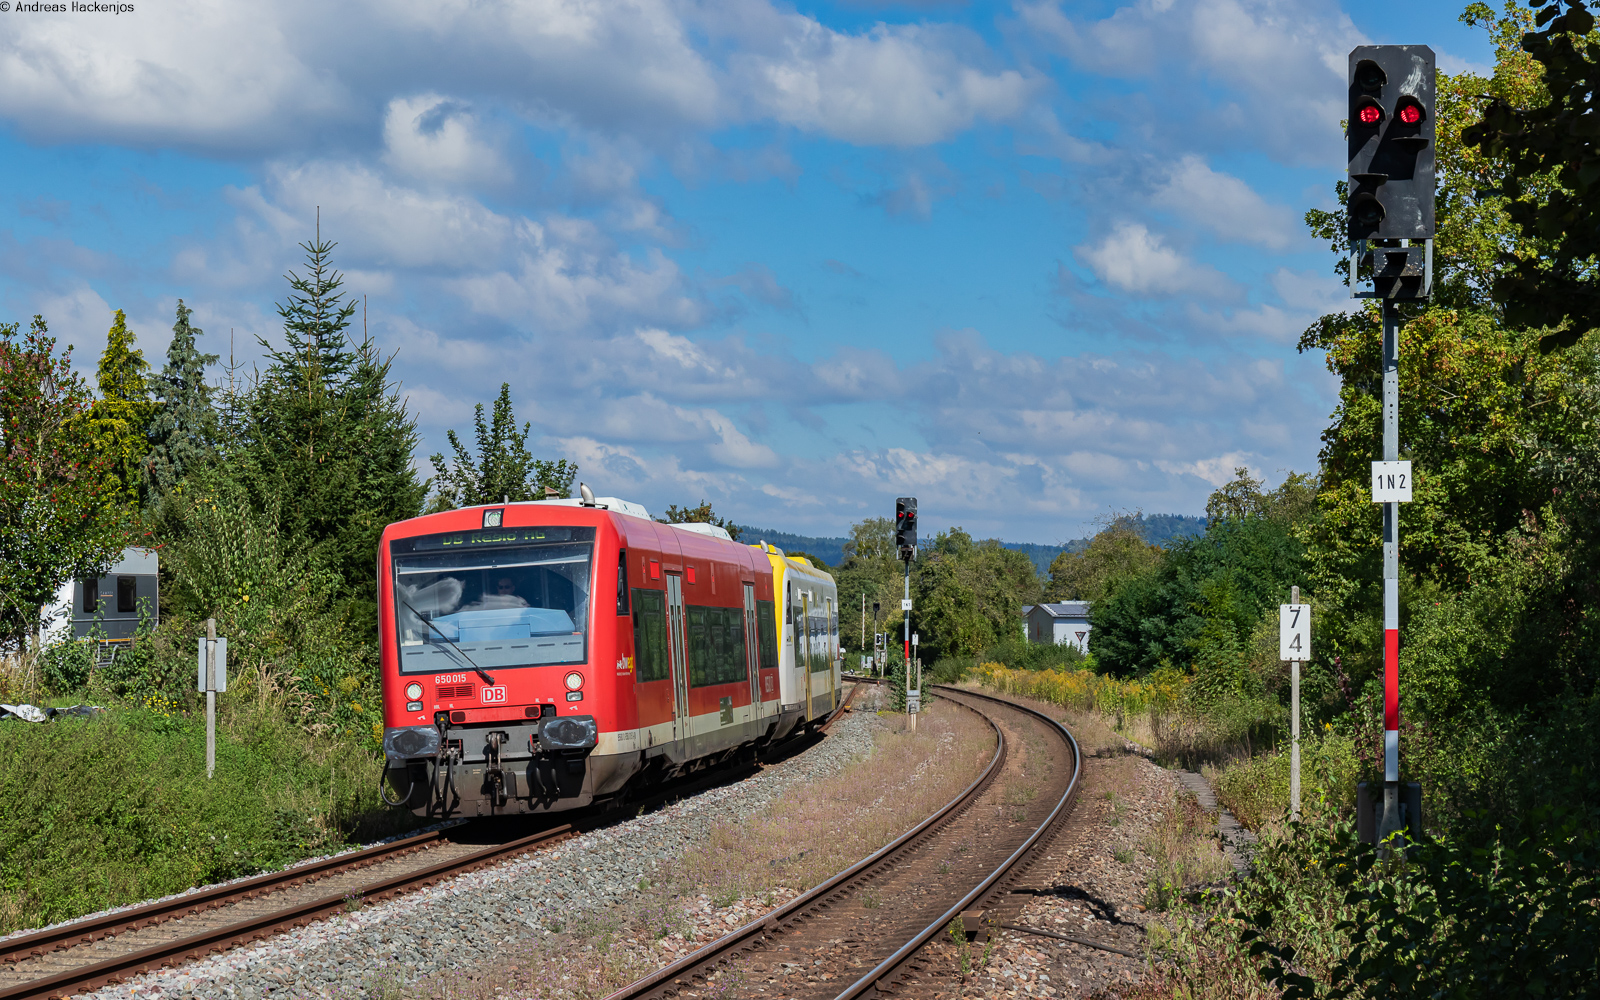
[1371,460,1414,503]
[1279,604,1310,662]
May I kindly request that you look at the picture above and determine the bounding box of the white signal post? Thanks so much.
[196,619,227,780]
[1279,589,1309,819]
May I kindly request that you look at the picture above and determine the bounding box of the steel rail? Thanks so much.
[817,680,864,734]
[600,686,1007,1000]
[0,827,456,967]
[832,684,1083,1000]
[0,824,579,1000]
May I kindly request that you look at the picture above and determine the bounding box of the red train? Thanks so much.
[378,493,842,817]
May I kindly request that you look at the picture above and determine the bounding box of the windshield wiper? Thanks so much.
[400,599,496,686]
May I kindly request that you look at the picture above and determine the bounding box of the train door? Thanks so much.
[826,596,837,711]
[744,582,760,719]
[666,573,690,741]
[802,591,814,722]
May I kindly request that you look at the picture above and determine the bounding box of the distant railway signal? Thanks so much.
[1347,45,1436,242]
[895,497,918,558]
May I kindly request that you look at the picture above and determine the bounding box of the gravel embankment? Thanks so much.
[83,708,886,1000]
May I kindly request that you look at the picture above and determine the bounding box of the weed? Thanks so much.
[860,890,881,909]
[1114,848,1135,864]
[937,861,951,874]
[343,890,364,913]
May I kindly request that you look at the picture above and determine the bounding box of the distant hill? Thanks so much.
[737,513,1206,577]
[736,527,850,567]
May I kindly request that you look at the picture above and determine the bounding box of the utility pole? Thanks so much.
[1347,45,1434,843]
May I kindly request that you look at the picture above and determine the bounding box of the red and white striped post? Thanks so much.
[1380,300,1402,840]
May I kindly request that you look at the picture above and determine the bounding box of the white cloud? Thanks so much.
[383,95,511,187]
[731,19,1033,145]
[451,220,709,333]
[1152,155,1301,249]
[1021,0,1364,165]
[1075,222,1232,296]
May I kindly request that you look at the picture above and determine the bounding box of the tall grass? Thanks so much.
[973,662,1187,719]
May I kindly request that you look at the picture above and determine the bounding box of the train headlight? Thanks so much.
[537,715,598,751]
[564,672,584,691]
[383,725,440,761]
[405,683,423,700]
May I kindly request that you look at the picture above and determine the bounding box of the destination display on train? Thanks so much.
[403,525,594,552]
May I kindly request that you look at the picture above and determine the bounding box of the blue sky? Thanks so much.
[0,0,1492,544]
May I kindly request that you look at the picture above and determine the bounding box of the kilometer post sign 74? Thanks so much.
[1279,603,1310,662]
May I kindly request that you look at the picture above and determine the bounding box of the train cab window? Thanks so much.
[117,577,137,613]
[82,579,99,613]
[616,551,630,615]
[631,589,668,682]
[390,525,595,674]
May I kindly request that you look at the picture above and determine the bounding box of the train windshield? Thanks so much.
[390,526,595,674]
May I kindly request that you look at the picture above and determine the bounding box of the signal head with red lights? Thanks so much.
[1347,45,1436,241]
[894,497,918,559]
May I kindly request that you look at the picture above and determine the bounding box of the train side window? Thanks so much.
[616,550,630,615]
[631,588,668,683]
[756,601,777,672]
[117,577,136,613]
[83,579,99,613]
[687,605,710,687]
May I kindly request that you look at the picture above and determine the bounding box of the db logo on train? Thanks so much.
[481,686,508,704]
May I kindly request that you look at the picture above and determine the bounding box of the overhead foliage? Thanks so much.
[1461,0,1600,348]
[429,382,576,512]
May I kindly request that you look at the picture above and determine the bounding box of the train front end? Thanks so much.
[376,503,634,818]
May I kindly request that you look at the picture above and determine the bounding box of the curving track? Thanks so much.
[602,681,1084,1000]
[0,702,852,1000]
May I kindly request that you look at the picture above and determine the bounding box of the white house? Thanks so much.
[1025,601,1092,654]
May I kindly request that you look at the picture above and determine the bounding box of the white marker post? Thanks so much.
[197,620,227,780]
[1279,589,1309,820]
[907,633,921,728]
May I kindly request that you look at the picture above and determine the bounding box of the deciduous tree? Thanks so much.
[429,382,577,511]
[0,317,126,650]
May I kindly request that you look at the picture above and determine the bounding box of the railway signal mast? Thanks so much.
[896,498,918,720]
[1347,45,1435,843]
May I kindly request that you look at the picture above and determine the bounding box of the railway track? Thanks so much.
[0,691,863,1000]
[603,681,1084,1000]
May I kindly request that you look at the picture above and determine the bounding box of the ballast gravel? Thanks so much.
[80,708,885,1000]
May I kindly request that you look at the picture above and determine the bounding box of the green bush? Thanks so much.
[39,639,96,695]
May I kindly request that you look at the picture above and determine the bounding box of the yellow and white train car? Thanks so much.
[753,542,840,740]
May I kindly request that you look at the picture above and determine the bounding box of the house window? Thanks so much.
[117,577,136,613]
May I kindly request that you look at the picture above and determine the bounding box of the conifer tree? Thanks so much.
[81,310,158,504]
[429,382,577,511]
[144,299,220,492]
[238,222,426,627]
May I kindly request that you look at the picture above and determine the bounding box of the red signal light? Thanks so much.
[1397,104,1421,124]
[1358,104,1383,126]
